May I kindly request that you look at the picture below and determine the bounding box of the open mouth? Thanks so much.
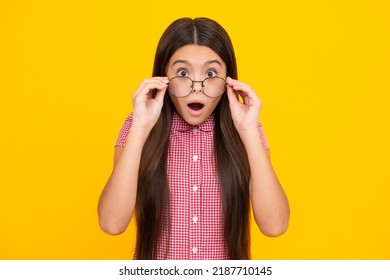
[187,102,205,111]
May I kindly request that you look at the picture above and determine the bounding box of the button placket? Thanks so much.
[189,126,202,259]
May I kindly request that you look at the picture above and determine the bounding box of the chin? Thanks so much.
[181,114,208,126]
[174,108,210,125]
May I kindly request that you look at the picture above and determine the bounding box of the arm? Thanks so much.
[98,127,149,235]
[98,77,168,235]
[240,128,289,236]
[226,77,290,237]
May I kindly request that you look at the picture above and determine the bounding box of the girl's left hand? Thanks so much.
[226,77,262,133]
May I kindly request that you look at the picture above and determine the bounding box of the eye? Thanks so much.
[177,69,189,77]
[206,70,217,77]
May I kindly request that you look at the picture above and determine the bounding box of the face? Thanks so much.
[166,44,227,126]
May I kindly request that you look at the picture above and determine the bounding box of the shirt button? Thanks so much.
[192,247,198,254]
[193,155,198,162]
[192,216,198,223]
[192,185,198,192]
[193,127,198,134]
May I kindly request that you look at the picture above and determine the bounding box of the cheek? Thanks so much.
[209,97,222,110]
[169,94,185,111]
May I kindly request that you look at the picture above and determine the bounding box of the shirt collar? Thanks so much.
[172,111,214,132]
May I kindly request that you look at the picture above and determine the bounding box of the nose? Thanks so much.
[192,81,203,94]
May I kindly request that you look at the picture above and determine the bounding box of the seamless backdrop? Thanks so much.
[1,0,389,259]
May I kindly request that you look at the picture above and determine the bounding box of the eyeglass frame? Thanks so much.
[167,76,227,98]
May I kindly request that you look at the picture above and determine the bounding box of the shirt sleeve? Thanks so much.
[115,113,133,147]
[257,122,270,150]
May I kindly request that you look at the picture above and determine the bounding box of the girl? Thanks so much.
[98,17,289,260]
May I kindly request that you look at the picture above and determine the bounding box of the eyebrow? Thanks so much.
[172,59,223,67]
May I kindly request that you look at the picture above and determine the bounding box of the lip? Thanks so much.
[187,100,205,117]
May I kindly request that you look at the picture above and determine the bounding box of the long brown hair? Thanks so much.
[135,17,251,259]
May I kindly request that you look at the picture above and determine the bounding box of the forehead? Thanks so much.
[168,45,225,68]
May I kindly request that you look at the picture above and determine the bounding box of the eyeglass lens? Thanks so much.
[168,77,226,97]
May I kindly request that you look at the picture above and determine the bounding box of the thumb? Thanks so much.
[226,79,239,107]
[154,86,167,105]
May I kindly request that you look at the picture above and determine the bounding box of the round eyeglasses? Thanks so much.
[168,76,227,98]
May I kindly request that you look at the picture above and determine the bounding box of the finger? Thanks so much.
[153,76,169,84]
[227,80,260,106]
[226,83,240,106]
[231,85,251,99]
[226,77,249,88]
[226,77,253,99]
[230,86,251,106]
[227,77,255,92]
[153,86,167,104]
[133,79,168,100]
[144,78,169,91]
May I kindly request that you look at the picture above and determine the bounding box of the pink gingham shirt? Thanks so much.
[115,112,269,259]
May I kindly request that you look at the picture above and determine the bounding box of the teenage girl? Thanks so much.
[98,17,289,260]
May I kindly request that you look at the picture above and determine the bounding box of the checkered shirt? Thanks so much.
[115,112,269,259]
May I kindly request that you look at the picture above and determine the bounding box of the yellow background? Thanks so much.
[1,0,389,259]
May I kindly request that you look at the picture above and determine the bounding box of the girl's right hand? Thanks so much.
[131,77,169,130]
